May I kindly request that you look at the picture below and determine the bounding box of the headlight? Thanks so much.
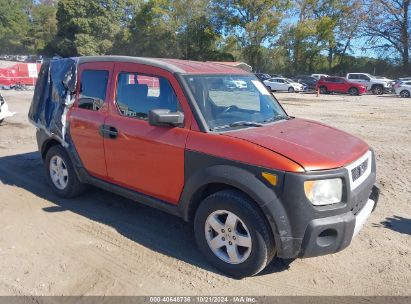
[304,178,342,206]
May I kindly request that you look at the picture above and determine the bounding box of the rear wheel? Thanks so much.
[194,190,275,278]
[372,85,383,95]
[0,119,3,125]
[400,90,410,98]
[319,86,328,94]
[348,87,359,96]
[288,87,295,93]
[45,145,86,198]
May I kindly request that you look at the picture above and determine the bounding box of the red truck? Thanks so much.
[29,56,379,278]
[317,76,367,95]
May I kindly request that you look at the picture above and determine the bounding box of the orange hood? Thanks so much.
[226,118,369,171]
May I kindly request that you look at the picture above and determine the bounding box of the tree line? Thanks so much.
[0,0,410,77]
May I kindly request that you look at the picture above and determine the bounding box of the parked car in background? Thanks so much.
[346,73,392,95]
[255,73,272,82]
[264,77,305,93]
[225,79,248,90]
[0,93,16,124]
[316,76,367,95]
[393,76,411,87]
[394,80,411,98]
[292,75,318,90]
[311,74,329,80]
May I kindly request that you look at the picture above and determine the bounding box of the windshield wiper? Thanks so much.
[211,121,263,131]
[263,115,291,123]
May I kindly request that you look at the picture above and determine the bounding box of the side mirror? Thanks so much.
[148,109,184,127]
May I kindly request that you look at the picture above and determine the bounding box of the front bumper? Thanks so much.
[300,185,379,257]
[274,150,378,259]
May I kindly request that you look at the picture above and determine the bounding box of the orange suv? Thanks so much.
[29,56,379,278]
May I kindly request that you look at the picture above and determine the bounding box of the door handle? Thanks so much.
[99,125,118,139]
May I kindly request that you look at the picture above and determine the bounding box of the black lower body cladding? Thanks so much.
[183,150,378,259]
[36,133,379,261]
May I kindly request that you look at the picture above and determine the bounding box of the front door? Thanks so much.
[68,62,113,179]
[103,63,190,204]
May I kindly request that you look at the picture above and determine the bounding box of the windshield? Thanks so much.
[183,75,288,131]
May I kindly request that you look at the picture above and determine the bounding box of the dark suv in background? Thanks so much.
[292,75,318,90]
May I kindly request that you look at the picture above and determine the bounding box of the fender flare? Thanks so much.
[178,165,293,253]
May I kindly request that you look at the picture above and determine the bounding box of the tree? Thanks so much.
[362,0,410,73]
[115,0,180,57]
[113,0,228,60]
[52,0,129,56]
[212,0,289,71]
[284,0,364,74]
[0,0,31,54]
[29,1,58,54]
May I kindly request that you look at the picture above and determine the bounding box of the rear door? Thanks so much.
[68,62,113,179]
[103,62,191,204]
[333,78,345,92]
[325,78,336,91]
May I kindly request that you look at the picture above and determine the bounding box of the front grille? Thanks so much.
[351,159,368,182]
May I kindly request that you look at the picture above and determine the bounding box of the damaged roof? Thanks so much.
[77,56,250,74]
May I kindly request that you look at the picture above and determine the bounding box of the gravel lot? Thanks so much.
[0,86,410,296]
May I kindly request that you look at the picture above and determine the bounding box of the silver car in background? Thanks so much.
[394,80,411,98]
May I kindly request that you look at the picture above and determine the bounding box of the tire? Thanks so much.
[194,189,275,278]
[0,119,3,125]
[319,86,328,94]
[372,85,383,95]
[400,90,410,98]
[348,87,359,96]
[45,145,86,198]
[288,87,295,93]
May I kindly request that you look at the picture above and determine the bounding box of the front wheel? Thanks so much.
[45,145,87,198]
[348,87,359,96]
[400,90,410,98]
[194,190,275,278]
[288,87,295,93]
[0,119,3,125]
[372,85,383,95]
[319,86,328,94]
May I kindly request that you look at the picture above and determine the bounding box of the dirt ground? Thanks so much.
[0,86,410,296]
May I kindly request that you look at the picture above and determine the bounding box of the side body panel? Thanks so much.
[103,62,193,204]
[68,62,114,179]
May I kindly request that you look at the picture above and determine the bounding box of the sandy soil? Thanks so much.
[0,88,410,296]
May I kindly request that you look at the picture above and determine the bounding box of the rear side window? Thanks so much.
[115,73,180,120]
[348,74,357,80]
[78,70,109,111]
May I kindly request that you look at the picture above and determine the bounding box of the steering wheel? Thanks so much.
[220,105,239,115]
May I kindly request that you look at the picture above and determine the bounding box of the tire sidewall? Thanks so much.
[194,192,271,278]
[320,86,327,94]
[45,145,79,197]
[400,90,410,98]
[349,87,358,96]
[372,85,383,95]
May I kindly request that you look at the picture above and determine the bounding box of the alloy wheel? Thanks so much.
[400,90,410,98]
[49,155,69,190]
[205,210,252,264]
